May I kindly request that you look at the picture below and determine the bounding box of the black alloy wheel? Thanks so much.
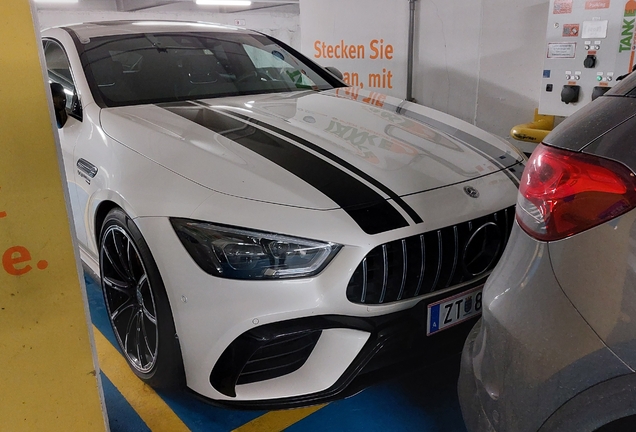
[99,208,184,388]
[101,223,158,373]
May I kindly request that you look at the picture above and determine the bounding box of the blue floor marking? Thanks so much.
[156,390,264,432]
[101,372,150,432]
[85,274,118,347]
[85,273,264,431]
[285,363,467,432]
[85,272,467,432]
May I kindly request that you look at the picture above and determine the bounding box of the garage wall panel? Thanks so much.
[415,0,483,125]
[415,0,549,142]
[299,0,549,145]
[475,0,550,140]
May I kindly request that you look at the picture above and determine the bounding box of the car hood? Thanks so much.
[100,88,522,211]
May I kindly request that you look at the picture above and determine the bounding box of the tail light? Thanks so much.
[517,144,636,241]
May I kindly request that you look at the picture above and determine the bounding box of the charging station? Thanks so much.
[540,0,636,116]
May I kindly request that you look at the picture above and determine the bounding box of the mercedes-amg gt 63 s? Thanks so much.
[42,20,524,407]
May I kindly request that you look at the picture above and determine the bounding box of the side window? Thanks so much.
[43,40,82,121]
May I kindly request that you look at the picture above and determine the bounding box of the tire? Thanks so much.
[595,415,636,432]
[99,208,185,388]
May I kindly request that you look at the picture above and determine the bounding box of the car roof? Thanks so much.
[48,20,254,40]
[605,68,636,97]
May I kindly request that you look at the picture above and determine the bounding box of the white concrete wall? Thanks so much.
[300,0,549,145]
[415,0,549,143]
[37,4,301,48]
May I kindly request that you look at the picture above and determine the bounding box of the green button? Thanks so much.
[597,75,603,81]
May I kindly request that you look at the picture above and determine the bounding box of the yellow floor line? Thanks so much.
[95,324,326,432]
[93,326,190,432]
[232,404,328,432]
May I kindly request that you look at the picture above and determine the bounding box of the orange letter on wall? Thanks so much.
[3,246,32,276]
[314,40,322,58]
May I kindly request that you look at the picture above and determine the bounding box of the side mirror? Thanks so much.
[50,82,68,128]
[325,66,344,81]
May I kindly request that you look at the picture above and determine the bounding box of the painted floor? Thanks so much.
[85,274,468,432]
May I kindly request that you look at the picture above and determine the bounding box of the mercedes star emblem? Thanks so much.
[462,222,503,276]
[464,186,480,198]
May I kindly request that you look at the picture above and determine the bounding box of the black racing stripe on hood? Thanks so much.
[158,102,409,235]
[202,106,424,225]
[385,101,521,187]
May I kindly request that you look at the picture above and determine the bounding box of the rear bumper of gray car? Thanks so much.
[458,223,632,432]
[458,320,496,432]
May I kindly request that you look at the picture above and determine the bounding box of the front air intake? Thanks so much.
[236,331,321,385]
[210,325,322,397]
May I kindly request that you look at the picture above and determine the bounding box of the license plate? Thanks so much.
[427,286,483,335]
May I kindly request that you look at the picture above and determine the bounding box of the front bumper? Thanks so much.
[204,296,479,409]
[458,224,632,432]
[136,216,483,405]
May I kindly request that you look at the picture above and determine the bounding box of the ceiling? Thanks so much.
[35,0,299,13]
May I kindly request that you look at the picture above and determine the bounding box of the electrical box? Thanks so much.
[539,0,636,116]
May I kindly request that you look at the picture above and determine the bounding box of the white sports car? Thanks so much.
[42,21,524,408]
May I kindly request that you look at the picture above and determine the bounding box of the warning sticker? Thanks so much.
[548,42,577,58]
[563,24,580,37]
[585,0,611,9]
[582,20,608,39]
[554,0,573,14]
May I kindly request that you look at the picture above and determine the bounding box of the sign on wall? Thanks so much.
[300,0,409,99]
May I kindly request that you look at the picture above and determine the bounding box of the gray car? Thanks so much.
[458,71,636,432]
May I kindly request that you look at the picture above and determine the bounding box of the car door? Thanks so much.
[43,39,89,247]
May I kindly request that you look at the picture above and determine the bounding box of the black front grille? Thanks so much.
[236,330,322,385]
[347,206,515,305]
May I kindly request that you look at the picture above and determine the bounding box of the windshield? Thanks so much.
[79,32,341,107]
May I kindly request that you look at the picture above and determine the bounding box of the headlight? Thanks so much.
[170,219,342,279]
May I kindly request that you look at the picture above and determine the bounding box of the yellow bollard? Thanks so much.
[510,108,555,144]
